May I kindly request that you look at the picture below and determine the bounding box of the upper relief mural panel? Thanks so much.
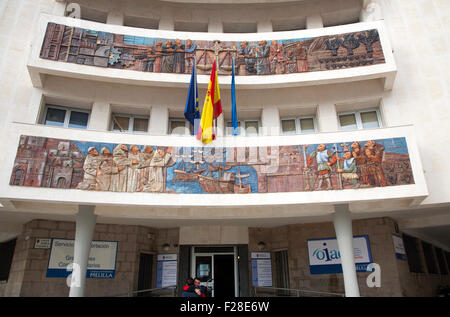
[39,23,385,76]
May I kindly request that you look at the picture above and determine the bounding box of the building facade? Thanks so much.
[0,0,449,297]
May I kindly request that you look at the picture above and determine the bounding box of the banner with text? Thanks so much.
[251,252,273,287]
[156,254,178,288]
[46,239,118,278]
[307,235,372,274]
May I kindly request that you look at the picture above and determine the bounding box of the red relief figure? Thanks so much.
[351,142,371,187]
[303,144,337,190]
[364,140,387,187]
[270,40,286,74]
[153,42,163,73]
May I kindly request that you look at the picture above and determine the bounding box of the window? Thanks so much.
[169,118,192,135]
[226,121,242,135]
[274,250,290,296]
[174,21,208,33]
[111,114,149,133]
[435,248,448,275]
[403,234,424,273]
[223,22,257,33]
[79,6,107,24]
[226,120,260,136]
[421,242,439,274]
[124,15,159,30]
[281,116,317,135]
[43,105,89,129]
[0,238,16,281]
[338,109,381,131]
[272,19,306,32]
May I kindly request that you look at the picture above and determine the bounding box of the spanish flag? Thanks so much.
[197,60,222,143]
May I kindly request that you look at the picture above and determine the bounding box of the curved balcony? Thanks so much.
[0,122,427,223]
[28,14,396,90]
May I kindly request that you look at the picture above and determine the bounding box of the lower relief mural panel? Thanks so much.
[10,135,415,194]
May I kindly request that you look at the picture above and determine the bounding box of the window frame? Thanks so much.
[225,119,261,136]
[168,118,191,136]
[280,115,317,135]
[337,108,382,131]
[111,113,149,134]
[42,104,90,129]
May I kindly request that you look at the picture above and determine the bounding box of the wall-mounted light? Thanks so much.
[162,243,170,251]
[257,241,266,250]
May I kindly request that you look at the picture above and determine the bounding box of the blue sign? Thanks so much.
[307,235,373,274]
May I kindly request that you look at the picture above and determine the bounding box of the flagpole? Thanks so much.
[194,55,198,136]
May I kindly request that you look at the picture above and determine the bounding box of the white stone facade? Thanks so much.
[0,0,449,297]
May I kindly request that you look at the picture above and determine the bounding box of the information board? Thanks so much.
[251,252,273,287]
[156,254,178,288]
[46,238,117,278]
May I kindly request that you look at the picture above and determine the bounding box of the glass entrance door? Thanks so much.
[191,246,238,297]
[194,255,214,296]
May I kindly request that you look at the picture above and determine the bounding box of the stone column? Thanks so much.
[107,9,125,26]
[333,204,360,297]
[208,19,223,33]
[216,114,225,137]
[360,0,383,22]
[316,103,339,132]
[69,205,97,297]
[257,20,273,33]
[159,8,174,30]
[149,105,169,135]
[53,0,67,16]
[89,102,111,131]
[261,106,280,136]
[306,15,323,29]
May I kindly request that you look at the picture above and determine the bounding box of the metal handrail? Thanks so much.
[253,286,345,297]
[108,285,177,297]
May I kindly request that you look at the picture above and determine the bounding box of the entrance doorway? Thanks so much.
[137,253,153,296]
[191,246,237,297]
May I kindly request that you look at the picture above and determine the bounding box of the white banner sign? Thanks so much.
[46,239,117,278]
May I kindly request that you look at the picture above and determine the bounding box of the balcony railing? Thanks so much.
[27,14,396,90]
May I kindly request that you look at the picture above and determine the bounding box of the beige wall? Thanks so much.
[3,217,449,297]
[4,220,179,297]
[249,217,450,297]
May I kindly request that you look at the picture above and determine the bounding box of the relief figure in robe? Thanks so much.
[96,147,116,191]
[364,140,387,187]
[111,144,128,192]
[76,147,99,190]
[173,38,185,73]
[127,145,142,192]
[184,39,196,73]
[294,43,308,72]
[270,40,285,74]
[161,40,175,73]
[137,146,154,192]
[255,40,270,75]
[351,142,371,187]
[153,42,163,73]
[143,147,173,193]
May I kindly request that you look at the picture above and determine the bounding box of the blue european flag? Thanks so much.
[231,58,239,136]
[184,59,200,135]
